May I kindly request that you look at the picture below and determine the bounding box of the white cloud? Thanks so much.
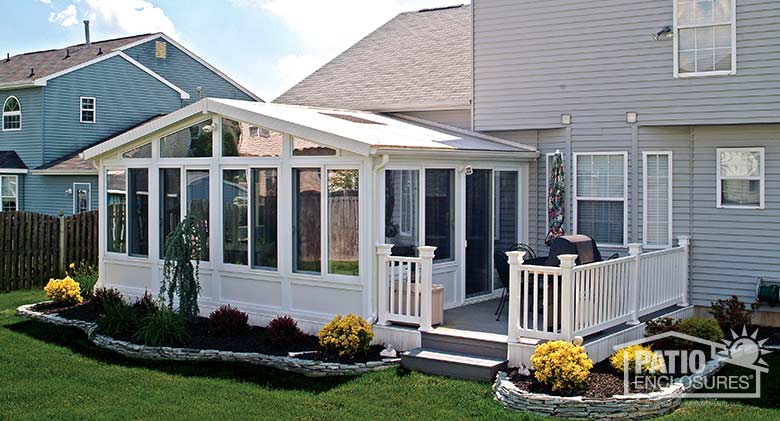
[39,0,52,5]
[48,4,78,27]
[234,0,469,99]
[47,0,177,38]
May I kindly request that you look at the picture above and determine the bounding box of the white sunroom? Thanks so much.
[82,98,538,334]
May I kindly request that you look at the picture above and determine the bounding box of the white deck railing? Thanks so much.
[376,244,436,331]
[507,236,690,342]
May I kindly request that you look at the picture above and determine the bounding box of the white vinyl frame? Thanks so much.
[572,151,629,248]
[716,146,765,209]
[72,182,92,214]
[80,97,96,124]
[673,0,738,78]
[2,95,21,132]
[0,175,19,211]
[642,151,674,249]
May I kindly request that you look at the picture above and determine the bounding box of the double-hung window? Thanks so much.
[0,175,18,212]
[80,97,96,123]
[574,152,627,246]
[675,0,736,76]
[717,147,764,209]
[643,152,673,248]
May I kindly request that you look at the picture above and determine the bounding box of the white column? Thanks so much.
[506,251,526,343]
[678,235,691,306]
[628,243,642,324]
[559,254,577,341]
[417,246,436,332]
[376,244,393,325]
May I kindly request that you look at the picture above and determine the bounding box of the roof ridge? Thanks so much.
[7,33,156,59]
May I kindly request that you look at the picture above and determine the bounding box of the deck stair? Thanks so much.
[400,329,508,382]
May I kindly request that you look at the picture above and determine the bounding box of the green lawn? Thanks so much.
[0,290,778,420]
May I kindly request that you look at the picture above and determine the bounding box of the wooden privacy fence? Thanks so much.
[0,210,98,291]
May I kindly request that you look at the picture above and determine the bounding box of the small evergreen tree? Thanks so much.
[160,215,205,319]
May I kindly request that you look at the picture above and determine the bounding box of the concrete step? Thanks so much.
[422,330,508,360]
[401,348,508,382]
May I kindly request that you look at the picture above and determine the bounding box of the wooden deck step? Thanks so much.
[421,330,507,359]
[400,348,508,382]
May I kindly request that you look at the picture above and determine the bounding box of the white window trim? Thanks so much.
[0,175,19,211]
[73,182,92,214]
[642,151,674,249]
[572,151,629,248]
[399,169,416,237]
[716,147,765,209]
[2,96,21,132]
[80,97,96,124]
[673,0,738,78]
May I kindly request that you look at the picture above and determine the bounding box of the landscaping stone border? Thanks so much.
[493,359,724,420]
[17,303,399,377]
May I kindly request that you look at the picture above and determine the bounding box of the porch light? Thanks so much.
[560,114,571,126]
[626,112,638,124]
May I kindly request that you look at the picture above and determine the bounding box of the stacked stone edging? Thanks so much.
[493,359,724,420]
[17,303,399,377]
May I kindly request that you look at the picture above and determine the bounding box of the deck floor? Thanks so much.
[442,299,508,336]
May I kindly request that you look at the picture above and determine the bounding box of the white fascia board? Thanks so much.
[203,99,372,156]
[28,50,190,100]
[82,101,207,160]
[370,147,539,160]
[0,82,37,91]
[30,169,97,176]
[0,169,28,174]
[117,33,263,102]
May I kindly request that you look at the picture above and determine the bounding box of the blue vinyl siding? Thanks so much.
[0,88,44,168]
[42,55,183,164]
[20,174,98,215]
[124,40,255,104]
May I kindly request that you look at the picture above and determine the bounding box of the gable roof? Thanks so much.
[83,98,536,160]
[0,151,28,173]
[274,4,471,112]
[0,34,151,87]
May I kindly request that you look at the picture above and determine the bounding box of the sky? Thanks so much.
[1,0,470,101]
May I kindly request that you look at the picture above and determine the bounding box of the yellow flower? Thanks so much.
[531,340,593,392]
[69,263,76,270]
[318,313,373,357]
[44,276,82,305]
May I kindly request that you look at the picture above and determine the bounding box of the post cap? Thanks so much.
[376,244,393,255]
[558,254,578,268]
[506,250,526,266]
[628,243,642,255]
[677,235,691,247]
[417,246,437,258]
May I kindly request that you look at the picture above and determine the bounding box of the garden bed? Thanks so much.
[17,301,398,377]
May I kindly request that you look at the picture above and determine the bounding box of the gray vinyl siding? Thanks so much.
[42,55,183,164]
[22,174,98,216]
[124,40,255,104]
[398,109,472,130]
[0,88,44,167]
[473,0,780,131]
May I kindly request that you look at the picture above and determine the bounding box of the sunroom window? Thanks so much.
[292,137,336,156]
[159,168,181,258]
[676,0,735,76]
[252,168,278,269]
[328,169,359,275]
[2,96,21,131]
[717,147,764,208]
[106,170,127,253]
[385,170,419,257]
[1,175,18,212]
[293,168,322,273]
[425,169,454,261]
[222,118,282,157]
[187,170,210,261]
[223,170,248,265]
[122,143,152,159]
[160,120,213,158]
[128,169,149,257]
[575,153,627,246]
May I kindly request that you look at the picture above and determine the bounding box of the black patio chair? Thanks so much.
[494,243,536,321]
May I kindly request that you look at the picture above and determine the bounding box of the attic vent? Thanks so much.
[319,112,384,125]
[155,41,167,59]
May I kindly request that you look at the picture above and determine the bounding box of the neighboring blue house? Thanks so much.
[0,31,260,215]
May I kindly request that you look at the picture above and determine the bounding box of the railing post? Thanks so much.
[628,243,642,324]
[417,246,436,332]
[559,254,577,341]
[506,251,526,343]
[376,244,393,326]
[677,236,691,306]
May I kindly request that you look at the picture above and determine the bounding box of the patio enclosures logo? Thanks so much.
[614,328,771,398]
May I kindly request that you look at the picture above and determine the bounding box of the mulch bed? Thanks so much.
[508,360,663,399]
[47,299,386,364]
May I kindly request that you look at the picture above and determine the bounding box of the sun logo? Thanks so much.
[718,326,771,372]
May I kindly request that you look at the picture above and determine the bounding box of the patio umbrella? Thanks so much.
[545,151,566,246]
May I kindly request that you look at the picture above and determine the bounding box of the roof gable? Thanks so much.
[274,5,471,112]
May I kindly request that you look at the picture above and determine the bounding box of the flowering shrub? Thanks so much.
[610,345,666,375]
[318,314,373,357]
[44,276,82,305]
[530,340,593,392]
[68,261,99,298]
[267,315,304,345]
[207,305,249,337]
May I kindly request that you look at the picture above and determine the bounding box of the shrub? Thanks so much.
[267,315,304,345]
[710,296,753,335]
[134,307,190,346]
[530,341,593,392]
[318,314,373,357]
[132,291,160,319]
[678,317,724,343]
[96,300,138,337]
[645,316,684,349]
[43,276,82,305]
[207,305,249,337]
[93,287,123,314]
[69,261,99,298]
[160,215,206,319]
[610,345,666,375]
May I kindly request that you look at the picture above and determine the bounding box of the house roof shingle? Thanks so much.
[0,34,153,87]
[0,151,27,170]
[274,4,471,111]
